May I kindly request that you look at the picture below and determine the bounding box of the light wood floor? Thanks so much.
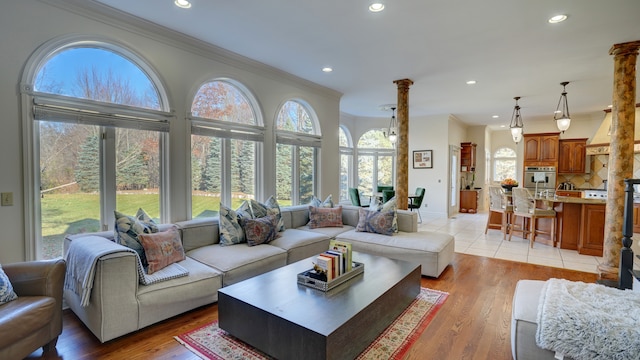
[27,253,597,360]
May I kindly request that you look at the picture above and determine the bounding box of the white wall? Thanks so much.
[0,1,341,262]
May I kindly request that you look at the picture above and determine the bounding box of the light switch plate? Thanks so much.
[1,192,13,206]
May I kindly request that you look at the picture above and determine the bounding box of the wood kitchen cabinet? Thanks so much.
[633,203,640,233]
[460,190,478,213]
[558,138,587,173]
[579,204,605,256]
[523,133,560,166]
[460,142,476,172]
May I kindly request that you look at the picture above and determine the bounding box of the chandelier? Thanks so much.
[509,97,524,144]
[388,107,398,143]
[554,81,571,133]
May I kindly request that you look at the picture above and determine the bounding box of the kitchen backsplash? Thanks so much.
[557,154,640,190]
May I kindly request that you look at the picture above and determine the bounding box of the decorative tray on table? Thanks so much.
[297,261,364,291]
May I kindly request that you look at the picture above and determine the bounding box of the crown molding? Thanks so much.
[37,0,342,100]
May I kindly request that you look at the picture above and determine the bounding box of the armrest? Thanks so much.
[4,259,66,299]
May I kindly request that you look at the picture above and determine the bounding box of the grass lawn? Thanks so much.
[40,193,292,259]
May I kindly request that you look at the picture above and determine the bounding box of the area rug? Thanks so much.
[174,287,448,360]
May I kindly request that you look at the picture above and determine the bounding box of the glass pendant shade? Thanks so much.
[509,97,524,144]
[554,82,571,133]
[388,107,397,143]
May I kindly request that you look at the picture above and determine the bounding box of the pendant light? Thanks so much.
[509,97,524,144]
[554,81,571,133]
[388,107,398,143]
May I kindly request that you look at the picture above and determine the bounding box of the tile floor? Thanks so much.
[416,210,604,274]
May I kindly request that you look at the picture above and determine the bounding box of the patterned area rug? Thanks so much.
[174,287,448,360]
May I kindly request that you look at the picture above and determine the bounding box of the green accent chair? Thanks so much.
[348,188,369,207]
[382,189,395,203]
[376,185,394,193]
[408,187,425,223]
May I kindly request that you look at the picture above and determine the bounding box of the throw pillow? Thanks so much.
[219,203,246,246]
[138,226,186,274]
[115,208,158,266]
[309,194,334,208]
[244,215,279,246]
[0,264,18,305]
[356,208,395,236]
[249,196,285,232]
[371,196,399,233]
[308,206,343,229]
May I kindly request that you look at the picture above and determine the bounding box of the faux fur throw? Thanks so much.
[536,278,640,359]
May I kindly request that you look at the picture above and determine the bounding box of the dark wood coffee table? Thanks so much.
[218,252,421,360]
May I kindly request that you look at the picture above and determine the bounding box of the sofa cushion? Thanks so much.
[269,228,332,263]
[249,196,285,232]
[244,215,280,246]
[308,206,343,229]
[296,225,355,238]
[114,208,158,267]
[219,204,246,246]
[356,208,395,236]
[138,226,186,274]
[0,264,17,305]
[309,194,334,208]
[187,244,287,286]
[0,296,55,349]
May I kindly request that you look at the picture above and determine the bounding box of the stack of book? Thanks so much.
[314,240,352,281]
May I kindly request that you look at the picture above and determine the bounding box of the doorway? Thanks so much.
[448,145,461,217]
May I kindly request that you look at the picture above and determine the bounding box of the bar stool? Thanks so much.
[509,188,556,248]
[484,186,513,239]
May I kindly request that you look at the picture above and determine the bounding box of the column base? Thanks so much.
[597,263,619,282]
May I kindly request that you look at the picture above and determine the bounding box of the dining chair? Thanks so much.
[382,189,395,203]
[484,186,513,239]
[508,187,556,248]
[348,188,369,207]
[408,187,425,223]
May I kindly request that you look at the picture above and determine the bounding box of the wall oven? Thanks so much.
[524,166,556,190]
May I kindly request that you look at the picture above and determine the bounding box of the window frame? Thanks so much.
[356,128,397,194]
[493,146,517,182]
[20,35,172,260]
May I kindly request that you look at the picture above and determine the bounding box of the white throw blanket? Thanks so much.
[536,278,640,360]
[65,235,189,307]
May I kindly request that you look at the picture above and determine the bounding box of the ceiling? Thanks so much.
[94,0,640,128]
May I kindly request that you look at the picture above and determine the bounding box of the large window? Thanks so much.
[276,100,321,205]
[25,40,171,259]
[357,129,395,194]
[493,147,517,181]
[339,126,354,202]
[190,80,262,218]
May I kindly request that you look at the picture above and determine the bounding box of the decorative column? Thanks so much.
[598,40,640,281]
[393,78,414,210]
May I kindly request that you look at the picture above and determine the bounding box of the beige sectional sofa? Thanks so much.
[64,204,454,342]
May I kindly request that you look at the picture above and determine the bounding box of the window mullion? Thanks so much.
[102,127,117,231]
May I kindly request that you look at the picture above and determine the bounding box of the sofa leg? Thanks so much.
[42,337,59,352]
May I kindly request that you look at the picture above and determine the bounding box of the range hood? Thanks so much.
[586,107,640,155]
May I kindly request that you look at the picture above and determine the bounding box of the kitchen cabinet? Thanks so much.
[558,139,588,173]
[555,190,583,198]
[460,142,476,172]
[579,204,605,256]
[460,190,478,213]
[523,133,560,166]
[633,204,640,233]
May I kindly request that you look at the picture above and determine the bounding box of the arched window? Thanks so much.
[357,129,396,195]
[190,79,263,218]
[22,37,172,260]
[493,147,517,181]
[276,100,321,205]
[339,126,354,202]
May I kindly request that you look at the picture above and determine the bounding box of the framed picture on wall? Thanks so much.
[413,150,432,169]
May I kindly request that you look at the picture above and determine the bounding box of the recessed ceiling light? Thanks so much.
[554,110,562,114]
[466,80,477,85]
[369,3,385,12]
[322,67,333,73]
[492,115,499,118]
[500,125,506,128]
[608,104,613,108]
[174,0,192,9]
[548,14,567,23]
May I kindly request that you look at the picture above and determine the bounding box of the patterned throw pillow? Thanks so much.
[138,226,186,274]
[115,208,158,266]
[0,264,18,305]
[356,208,395,236]
[309,194,334,208]
[249,196,285,232]
[219,204,246,246]
[371,196,398,233]
[244,215,279,246]
[308,206,343,229]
